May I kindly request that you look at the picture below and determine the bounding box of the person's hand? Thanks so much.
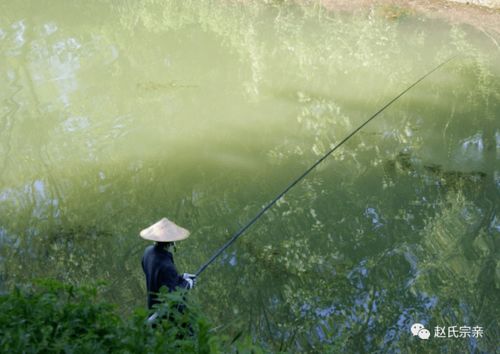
[182,273,197,289]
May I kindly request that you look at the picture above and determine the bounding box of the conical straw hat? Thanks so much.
[139,218,190,242]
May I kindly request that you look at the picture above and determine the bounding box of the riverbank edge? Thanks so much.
[315,0,500,38]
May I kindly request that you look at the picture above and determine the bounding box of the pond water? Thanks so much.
[1,1,499,352]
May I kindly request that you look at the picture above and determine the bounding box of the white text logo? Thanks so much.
[411,323,484,340]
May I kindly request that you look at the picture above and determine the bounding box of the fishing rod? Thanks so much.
[195,56,457,277]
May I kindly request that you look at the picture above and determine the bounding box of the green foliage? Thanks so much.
[0,279,260,353]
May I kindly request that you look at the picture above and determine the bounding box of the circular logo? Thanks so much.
[411,323,430,340]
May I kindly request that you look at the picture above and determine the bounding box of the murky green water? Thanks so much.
[1,0,499,352]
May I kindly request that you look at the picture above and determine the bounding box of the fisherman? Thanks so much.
[140,218,196,312]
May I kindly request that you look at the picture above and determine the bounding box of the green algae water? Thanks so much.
[1,1,499,352]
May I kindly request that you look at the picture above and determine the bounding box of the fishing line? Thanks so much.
[195,56,457,277]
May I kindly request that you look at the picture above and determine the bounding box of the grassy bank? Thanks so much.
[0,280,264,353]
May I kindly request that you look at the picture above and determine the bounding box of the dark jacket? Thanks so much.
[141,244,189,309]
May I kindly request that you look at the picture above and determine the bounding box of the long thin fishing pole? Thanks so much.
[195,56,456,277]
